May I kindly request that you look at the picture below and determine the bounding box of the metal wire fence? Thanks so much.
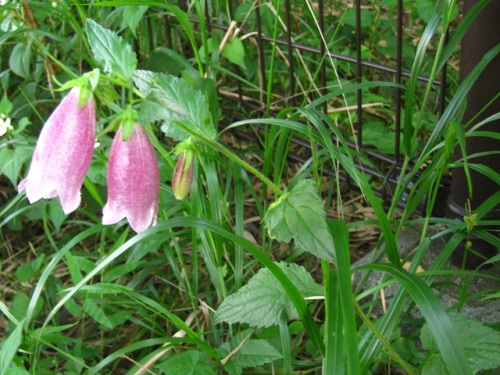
[168,1,452,209]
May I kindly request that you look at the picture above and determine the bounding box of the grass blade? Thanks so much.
[357,263,472,375]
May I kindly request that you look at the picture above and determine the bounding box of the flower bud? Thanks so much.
[172,149,194,200]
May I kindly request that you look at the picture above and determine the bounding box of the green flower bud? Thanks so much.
[172,149,194,200]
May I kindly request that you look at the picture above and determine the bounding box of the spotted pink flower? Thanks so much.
[18,86,96,214]
[102,124,159,233]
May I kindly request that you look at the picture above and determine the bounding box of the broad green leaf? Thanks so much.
[421,353,449,375]
[5,368,31,375]
[421,313,500,374]
[222,37,246,71]
[0,140,33,186]
[48,202,66,232]
[85,19,137,80]
[342,8,372,28]
[9,43,31,79]
[121,6,149,37]
[0,95,13,115]
[156,350,214,375]
[265,179,335,261]
[215,262,323,328]
[133,70,214,141]
[218,330,282,375]
[416,0,458,24]
[0,318,25,374]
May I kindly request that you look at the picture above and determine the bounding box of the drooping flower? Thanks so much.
[18,86,96,214]
[102,124,159,233]
[172,148,194,200]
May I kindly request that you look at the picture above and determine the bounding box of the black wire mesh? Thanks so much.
[192,1,450,209]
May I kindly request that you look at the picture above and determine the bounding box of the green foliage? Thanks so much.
[265,179,335,261]
[222,37,247,72]
[215,262,322,327]
[157,350,215,375]
[0,0,499,374]
[8,43,32,80]
[0,319,24,375]
[133,70,215,141]
[85,19,137,80]
[217,330,283,375]
[421,313,500,374]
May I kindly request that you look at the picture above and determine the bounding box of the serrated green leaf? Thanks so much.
[421,313,500,374]
[265,179,335,261]
[133,70,214,141]
[0,318,25,374]
[217,329,282,375]
[222,38,246,71]
[225,340,282,375]
[215,262,323,328]
[85,19,137,80]
[156,350,214,375]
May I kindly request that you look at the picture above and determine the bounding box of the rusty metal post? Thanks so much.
[447,0,500,268]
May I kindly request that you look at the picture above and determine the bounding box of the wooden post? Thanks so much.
[447,0,500,268]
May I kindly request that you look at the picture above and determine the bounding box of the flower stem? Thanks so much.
[173,121,283,197]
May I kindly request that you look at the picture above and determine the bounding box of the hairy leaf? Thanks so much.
[133,70,214,141]
[218,330,282,375]
[421,313,500,374]
[215,262,322,327]
[85,19,137,80]
[265,179,335,261]
[157,350,214,375]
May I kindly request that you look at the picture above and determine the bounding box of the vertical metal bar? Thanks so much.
[163,13,172,49]
[355,0,363,147]
[284,0,296,106]
[204,0,211,32]
[382,0,404,204]
[318,0,327,114]
[255,1,267,105]
[227,0,234,18]
[438,30,449,116]
[227,0,243,105]
[394,0,403,162]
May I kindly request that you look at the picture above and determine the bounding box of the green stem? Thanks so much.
[173,121,283,197]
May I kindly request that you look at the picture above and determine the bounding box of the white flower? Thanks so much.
[0,117,13,136]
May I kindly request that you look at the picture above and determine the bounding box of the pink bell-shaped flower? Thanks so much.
[102,124,159,233]
[18,86,96,214]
